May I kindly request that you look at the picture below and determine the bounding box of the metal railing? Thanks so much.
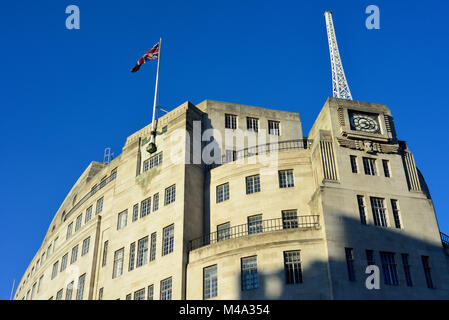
[189,215,320,251]
[441,232,449,248]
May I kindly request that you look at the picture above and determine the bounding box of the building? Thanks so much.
[14,98,449,300]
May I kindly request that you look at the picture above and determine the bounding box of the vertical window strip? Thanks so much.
[391,200,401,229]
[203,265,218,299]
[350,155,358,173]
[284,251,302,284]
[128,242,136,271]
[76,274,86,300]
[345,248,356,281]
[112,248,124,278]
[147,285,154,300]
[81,237,90,256]
[357,195,367,225]
[162,225,174,256]
[421,256,434,289]
[382,160,391,178]
[150,232,157,261]
[380,252,399,285]
[132,204,139,222]
[165,185,176,205]
[140,198,151,218]
[102,240,108,267]
[153,193,159,211]
[136,236,149,267]
[241,256,258,291]
[401,254,413,287]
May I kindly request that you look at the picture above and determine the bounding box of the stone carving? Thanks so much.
[336,137,399,154]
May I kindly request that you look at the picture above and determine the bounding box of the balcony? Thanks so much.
[441,232,449,249]
[188,215,320,251]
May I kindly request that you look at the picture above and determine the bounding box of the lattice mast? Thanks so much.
[324,11,353,100]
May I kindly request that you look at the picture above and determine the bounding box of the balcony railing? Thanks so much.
[441,232,449,248]
[188,215,320,251]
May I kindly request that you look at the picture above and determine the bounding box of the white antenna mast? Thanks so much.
[324,11,353,100]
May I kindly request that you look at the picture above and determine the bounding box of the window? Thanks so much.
[132,204,139,222]
[85,206,92,223]
[70,245,79,264]
[370,197,388,227]
[76,274,86,300]
[100,176,107,189]
[350,155,358,173]
[112,248,124,278]
[37,275,43,293]
[382,160,391,178]
[75,214,82,232]
[160,277,172,300]
[153,193,159,211]
[357,195,367,225]
[401,254,413,287]
[147,285,154,300]
[391,200,401,229]
[421,256,434,289]
[246,175,260,194]
[117,210,128,229]
[136,236,149,267]
[150,232,157,261]
[53,237,58,252]
[125,293,131,300]
[143,152,163,172]
[47,244,52,259]
[241,256,258,291]
[248,215,263,234]
[216,183,230,203]
[345,248,356,281]
[140,198,151,218]
[96,197,104,214]
[65,281,74,300]
[203,265,218,299]
[56,289,63,300]
[128,242,136,271]
[366,250,375,266]
[363,157,377,176]
[225,114,237,129]
[165,185,176,205]
[163,225,174,256]
[31,283,37,300]
[99,288,104,300]
[81,237,90,256]
[225,150,236,163]
[51,261,59,279]
[268,120,280,135]
[278,170,294,188]
[284,251,302,284]
[110,168,117,180]
[217,222,231,242]
[380,252,399,285]
[282,210,298,229]
[60,253,68,271]
[134,288,146,300]
[246,117,259,132]
[102,240,108,267]
[66,222,73,240]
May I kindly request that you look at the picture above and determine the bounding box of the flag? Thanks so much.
[130,42,159,73]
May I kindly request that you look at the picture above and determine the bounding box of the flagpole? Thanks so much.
[148,37,161,152]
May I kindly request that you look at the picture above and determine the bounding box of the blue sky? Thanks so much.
[1,0,448,299]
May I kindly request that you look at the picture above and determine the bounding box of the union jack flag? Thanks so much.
[131,42,159,73]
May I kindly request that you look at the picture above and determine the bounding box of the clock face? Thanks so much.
[349,112,380,133]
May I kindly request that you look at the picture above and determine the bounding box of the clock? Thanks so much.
[349,112,380,134]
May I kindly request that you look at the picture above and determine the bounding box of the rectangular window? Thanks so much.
[150,232,157,261]
[284,251,302,284]
[56,289,63,300]
[112,248,124,278]
[163,225,174,256]
[421,256,434,289]
[147,285,154,300]
[99,288,104,300]
[132,204,139,222]
[401,253,413,287]
[143,152,163,172]
[96,197,104,214]
[282,210,298,229]
[278,170,294,188]
[81,237,90,256]
[60,253,68,271]
[350,155,358,173]
[268,120,280,136]
[85,206,92,223]
[76,274,86,300]
[380,252,399,285]
[164,185,176,205]
[391,200,401,229]
[370,197,388,227]
[363,157,377,176]
[65,281,74,300]
[140,198,151,218]
[117,210,128,229]
[70,245,79,264]
[100,176,107,189]
[153,193,159,211]
[382,160,391,178]
[47,244,52,259]
[37,275,43,293]
[102,240,108,267]
[160,277,172,300]
[246,117,259,132]
[134,288,146,300]
[203,265,218,299]
[225,150,236,163]
[345,248,356,281]
[128,242,136,271]
[136,236,149,267]
[31,283,36,300]
[217,222,231,242]
[366,250,375,266]
[216,183,230,203]
[225,114,237,129]
[248,215,263,234]
[51,261,59,279]
[357,195,367,225]
[241,256,258,291]
[66,222,73,240]
[246,175,261,194]
[75,214,82,232]
[110,168,117,180]
[125,293,131,300]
